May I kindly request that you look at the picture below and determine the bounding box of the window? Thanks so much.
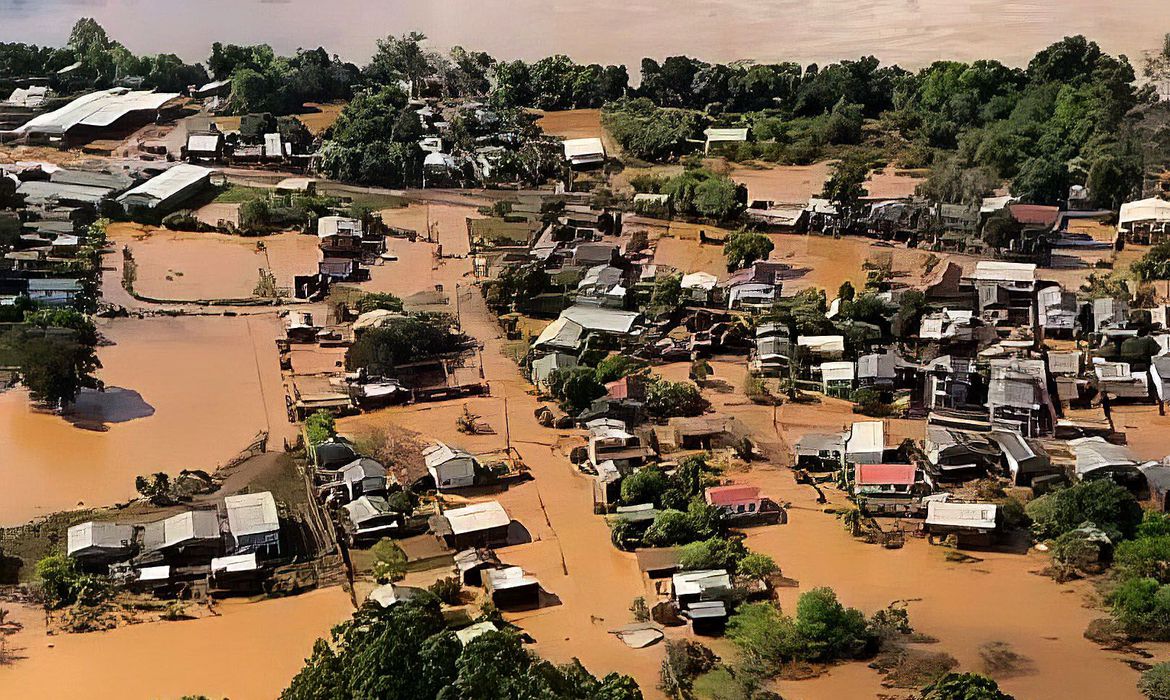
[748,503,756,512]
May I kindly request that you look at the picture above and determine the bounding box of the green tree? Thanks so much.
[305,410,336,446]
[346,313,461,374]
[821,157,870,229]
[644,378,706,418]
[738,552,779,579]
[365,32,435,95]
[371,538,408,583]
[724,231,775,271]
[595,354,645,385]
[677,537,747,571]
[548,367,606,414]
[1025,479,1143,542]
[36,553,105,609]
[620,468,670,507]
[354,292,405,314]
[1133,242,1170,283]
[649,273,683,314]
[922,673,1014,700]
[14,324,102,408]
[693,176,744,221]
[1010,156,1069,205]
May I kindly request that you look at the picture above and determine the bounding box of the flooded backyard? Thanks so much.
[0,314,291,526]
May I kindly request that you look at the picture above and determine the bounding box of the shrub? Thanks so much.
[1109,576,1170,639]
[724,231,775,271]
[354,292,405,314]
[305,409,336,447]
[737,552,779,580]
[1141,662,1170,700]
[371,538,408,583]
[727,588,876,670]
[429,576,463,605]
[678,537,747,572]
[36,553,105,609]
[620,468,670,507]
[921,673,1014,700]
[1116,535,1170,583]
[645,378,706,419]
[1025,480,1142,542]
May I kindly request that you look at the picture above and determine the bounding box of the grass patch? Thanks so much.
[213,185,268,204]
[693,667,749,700]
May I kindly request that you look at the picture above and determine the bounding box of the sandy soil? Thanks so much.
[107,223,321,300]
[0,586,354,700]
[0,314,292,526]
[214,102,345,136]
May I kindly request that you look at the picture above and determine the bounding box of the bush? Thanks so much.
[305,410,336,447]
[1025,480,1142,542]
[371,538,408,583]
[36,553,105,609]
[1116,535,1170,583]
[724,231,775,271]
[678,537,747,572]
[727,588,876,670]
[921,673,1014,700]
[737,552,779,580]
[645,378,706,419]
[1109,576,1170,640]
[354,292,405,314]
[620,468,670,507]
[429,576,463,605]
[1141,662,1170,700]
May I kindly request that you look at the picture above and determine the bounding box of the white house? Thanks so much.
[845,421,884,465]
[423,442,480,490]
[563,138,606,168]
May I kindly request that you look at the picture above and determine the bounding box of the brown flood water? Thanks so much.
[0,586,354,700]
[0,314,292,526]
[108,224,322,301]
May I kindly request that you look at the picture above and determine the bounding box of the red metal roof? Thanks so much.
[856,464,917,486]
[1008,204,1060,227]
[705,485,761,506]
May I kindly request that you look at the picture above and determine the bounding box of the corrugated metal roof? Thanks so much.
[442,501,509,535]
[926,501,997,529]
[117,164,212,205]
[13,88,179,135]
[224,491,279,537]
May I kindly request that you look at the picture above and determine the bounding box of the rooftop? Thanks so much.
[223,491,280,537]
[442,501,510,535]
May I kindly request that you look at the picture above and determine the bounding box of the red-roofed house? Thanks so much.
[852,464,923,514]
[704,485,784,525]
[606,375,646,401]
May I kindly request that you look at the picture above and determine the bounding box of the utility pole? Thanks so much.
[503,390,512,456]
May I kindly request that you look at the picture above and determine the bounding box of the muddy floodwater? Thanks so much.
[0,314,291,526]
[0,586,354,699]
[5,2,1170,74]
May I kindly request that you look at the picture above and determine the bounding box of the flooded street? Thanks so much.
[0,586,354,699]
[5,1,1170,73]
[0,314,292,526]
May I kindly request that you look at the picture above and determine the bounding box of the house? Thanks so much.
[531,352,577,392]
[722,261,787,309]
[671,569,732,608]
[1151,356,1170,404]
[208,553,263,592]
[317,216,364,257]
[853,464,920,514]
[314,438,358,469]
[424,442,480,490]
[987,358,1054,437]
[919,309,975,342]
[1037,284,1079,338]
[430,501,511,549]
[223,491,281,556]
[1093,298,1129,333]
[704,127,749,153]
[819,361,856,399]
[1119,197,1170,245]
[534,305,642,353]
[1141,463,1170,512]
[746,201,808,232]
[67,522,136,566]
[797,335,846,362]
[922,426,998,483]
[576,264,627,308]
[27,278,82,306]
[845,421,885,465]
[683,600,729,636]
[963,261,1036,329]
[587,418,653,469]
[704,485,782,524]
[635,547,683,578]
[341,457,390,500]
[117,164,213,215]
[988,429,1051,485]
[141,510,222,559]
[454,548,502,586]
[563,137,606,168]
[341,496,402,544]
[1070,437,1147,487]
[795,432,845,471]
[484,566,541,608]
[5,88,181,145]
[680,272,718,305]
[185,131,223,161]
[319,256,361,281]
[1094,361,1150,400]
[924,356,982,411]
[752,324,792,377]
[924,500,999,546]
[857,353,897,390]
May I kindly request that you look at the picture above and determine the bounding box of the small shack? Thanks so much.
[141,510,222,561]
[67,522,136,566]
[208,553,262,593]
[483,566,541,609]
[454,548,502,586]
[424,442,480,490]
[342,495,402,545]
[925,500,999,547]
[671,569,731,609]
[430,501,511,550]
[224,492,281,556]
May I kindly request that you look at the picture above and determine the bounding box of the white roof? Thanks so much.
[13,88,179,136]
[681,272,718,290]
[705,128,749,143]
[926,501,998,530]
[797,335,845,353]
[533,316,584,350]
[820,361,856,382]
[485,565,539,591]
[224,492,279,537]
[150,510,221,549]
[980,195,1016,214]
[117,164,212,205]
[443,501,510,535]
[423,442,476,468]
[1120,198,1170,228]
[562,137,605,161]
[67,521,135,555]
[186,133,222,152]
[210,552,259,573]
[318,216,362,238]
[4,86,50,108]
[455,621,499,645]
[968,261,1036,283]
[846,420,884,455]
[263,132,283,157]
[672,569,731,597]
[137,565,171,582]
[561,305,640,334]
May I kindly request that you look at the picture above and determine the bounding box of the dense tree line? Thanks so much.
[282,594,641,700]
